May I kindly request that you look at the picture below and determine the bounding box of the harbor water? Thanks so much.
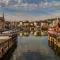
[2,31,60,60]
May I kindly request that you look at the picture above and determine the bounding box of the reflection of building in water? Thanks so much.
[33,30,47,36]
[48,18,60,53]
[19,32,24,36]
[19,32,30,36]
[34,31,41,36]
[19,30,47,36]
[23,32,30,36]
[41,30,47,36]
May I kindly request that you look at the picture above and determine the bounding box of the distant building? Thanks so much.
[9,21,19,29]
[34,21,41,26]
[23,21,29,26]
[34,21,41,31]
[22,21,30,31]
[29,21,35,31]
[5,21,10,30]
[18,21,23,26]
[40,20,49,30]
[0,13,5,33]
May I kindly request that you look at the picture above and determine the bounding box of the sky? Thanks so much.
[0,0,60,21]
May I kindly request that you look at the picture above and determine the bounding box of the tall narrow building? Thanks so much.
[0,13,5,33]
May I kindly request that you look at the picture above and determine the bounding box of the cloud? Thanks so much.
[0,0,9,5]
[4,12,60,21]
[0,1,60,19]
[0,0,60,10]
[0,0,60,21]
[38,1,60,8]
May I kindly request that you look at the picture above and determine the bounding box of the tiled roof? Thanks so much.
[48,27,60,35]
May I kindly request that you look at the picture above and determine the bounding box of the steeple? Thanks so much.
[3,12,4,19]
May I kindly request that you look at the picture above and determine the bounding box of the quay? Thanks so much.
[0,31,17,58]
[48,26,60,53]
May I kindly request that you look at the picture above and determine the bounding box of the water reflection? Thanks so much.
[1,30,60,60]
[19,31,30,36]
[19,30,47,37]
[33,31,47,36]
[10,35,60,60]
[48,40,60,56]
[20,51,44,60]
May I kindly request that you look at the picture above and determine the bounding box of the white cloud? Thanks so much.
[4,12,60,21]
[0,0,60,10]
[0,0,10,5]
[38,1,60,8]
[12,1,60,10]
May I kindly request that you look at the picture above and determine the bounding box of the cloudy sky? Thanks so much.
[0,0,60,21]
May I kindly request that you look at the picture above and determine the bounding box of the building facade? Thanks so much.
[0,14,5,33]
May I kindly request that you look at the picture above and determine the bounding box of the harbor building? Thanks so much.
[0,13,5,33]
[48,19,60,53]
